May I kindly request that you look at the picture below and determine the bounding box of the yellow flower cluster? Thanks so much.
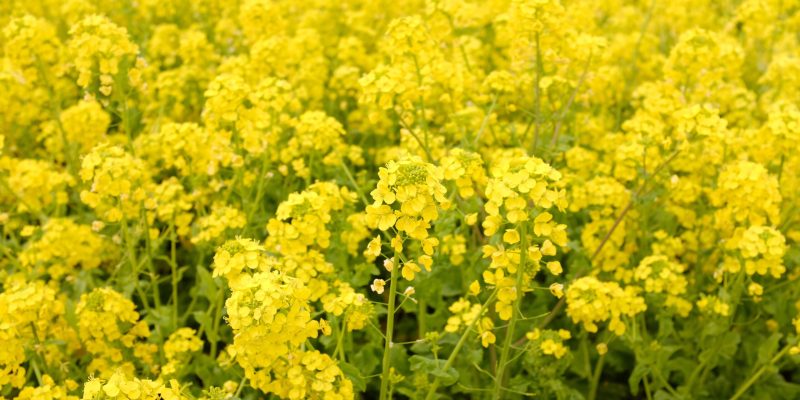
[445,298,495,348]
[483,154,567,235]
[634,255,692,316]
[481,154,568,321]
[136,123,240,178]
[634,255,688,295]
[526,329,572,359]
[278,111,352,179]
[82,371,186,400]
[711,161,782,234]
[0,279,77,389]
[191,204,246,245]
[267,182,354,255]
[566,277,647,335]
[2,0,800,398]
[2,15,61,84]
[79,145,149,223]
[441,149,488,198]
[696,295,731,317]
[161,328,202,378]
[41,99,110,160]
[75,288,155,377]
[0,157,74,214]
[265,182,357,297]
[213,239,353,399]
[723,225,787,278]
[366,156,448,280]
[19,218,116,280]
[67,15,140,96]
[321,281,371,332]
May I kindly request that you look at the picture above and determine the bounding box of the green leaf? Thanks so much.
[195,264,219,302]
[352,262,379,287]
[352,343,382,376]
[194,311,216,341]
[757,333,782,365]
[339,362,367,392]
[409,355,459,386]
[628,363,650,396]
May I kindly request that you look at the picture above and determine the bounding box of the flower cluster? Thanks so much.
[366,156,448,280]
[79,144,149,223]
[212,239,353,399]
[2,1,800,399]
[566,277,647,335]
[75,288,155,376]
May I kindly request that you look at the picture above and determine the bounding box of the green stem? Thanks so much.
[530,32,542,154]
[334,316,346,362]
[418,299,428,338]
[473,96,497,147]
[244,155,270,230]
[643,374,653,400]
[170,221,179,329]
[340,161,371,206]
[379,254,401,400]
[398,118,434,162]
[121,217,151,314]
[424,289,498,400]
[234,375,247,398]
[140,209,161,311]
[588,354,606,400]
[729,345,791,400]
[550,52,593,154]
[29,323,53,380]
[209,288,225,358]
[493,223,527,400]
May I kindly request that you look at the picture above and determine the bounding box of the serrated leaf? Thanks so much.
[628,363,650,395]
[757,333,782,365]
[409,355,459,386]
[339,362,367,392]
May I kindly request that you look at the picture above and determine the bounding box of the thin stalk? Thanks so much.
[398,118,434,162]
[588,354,606,400]
[0,178,49,223]
[335,317,346,362]
[474,96,498,147]
[424,289,499,400]
[531,32,543,154]
[550,52,593,152]
[493,223,527,400]
[379,254,401,400]
[729,345,791,400]
[418,299,428,338]
[340,161,371,206]
[121,217,152,314]
[170,221,179,329]
[245,154,271,230]
[234,376,247,398]
[140,208,161,311]
[209,288,225,358]
[29,323,53,380]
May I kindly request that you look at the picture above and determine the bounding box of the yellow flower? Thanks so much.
[481,331,496,348]
[366,204,397,231]
[469,281,481,296]
[549,283,564,298]
[364,236,382,260]
[402,262,421,281]
[371,279,386,294]
[503,229,520,244]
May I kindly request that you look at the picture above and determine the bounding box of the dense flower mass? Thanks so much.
[1,1,800,400]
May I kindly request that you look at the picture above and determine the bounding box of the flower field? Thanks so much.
[2,0,800,399]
